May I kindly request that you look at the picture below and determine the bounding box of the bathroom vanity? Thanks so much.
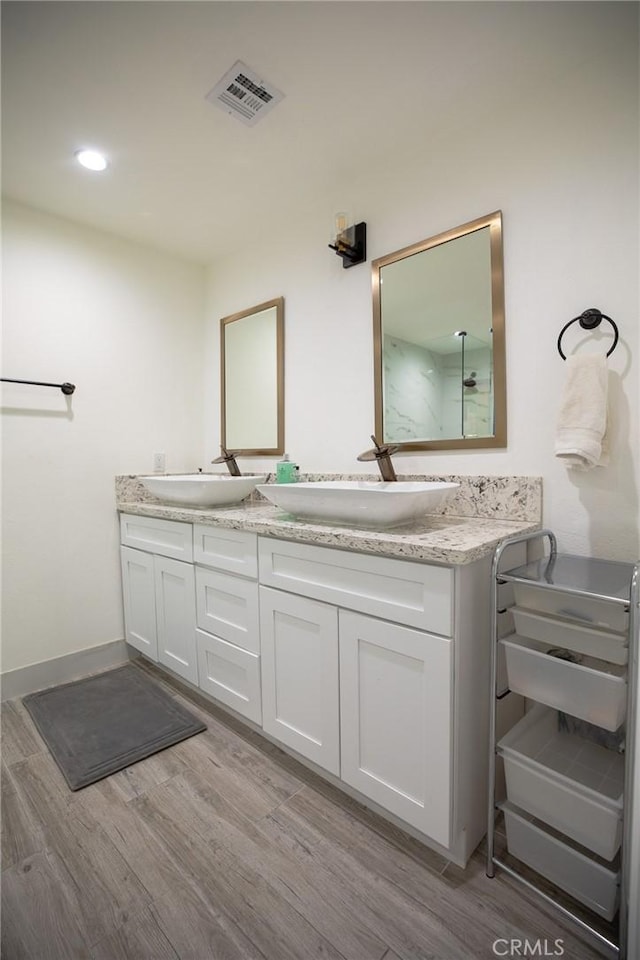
[117,473,541,867]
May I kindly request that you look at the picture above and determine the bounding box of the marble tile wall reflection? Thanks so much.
[383,335,443,440]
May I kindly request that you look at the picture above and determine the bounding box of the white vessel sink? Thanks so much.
[256,480,459,527]
[140,474,266,507]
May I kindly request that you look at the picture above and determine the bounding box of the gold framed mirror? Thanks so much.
[220,296,284,455]
[372,211,506,450]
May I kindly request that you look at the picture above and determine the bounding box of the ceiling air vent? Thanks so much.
[206,60,284,127]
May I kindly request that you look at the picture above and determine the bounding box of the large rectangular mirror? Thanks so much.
[372,211,506,450]
[221,296,284,455]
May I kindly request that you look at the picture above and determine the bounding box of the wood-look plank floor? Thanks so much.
[1,661,614,960]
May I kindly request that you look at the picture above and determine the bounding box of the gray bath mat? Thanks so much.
[23,663,206,790]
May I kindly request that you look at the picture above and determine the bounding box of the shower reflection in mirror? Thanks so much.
[383,328,494,441]
[373,211,506,451]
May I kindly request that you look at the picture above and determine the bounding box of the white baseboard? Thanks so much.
[1,639,131,701]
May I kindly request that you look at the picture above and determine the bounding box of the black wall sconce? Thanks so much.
[328,212,367,268]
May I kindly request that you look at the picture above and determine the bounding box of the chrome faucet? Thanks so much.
[211,445,241,477]
[357,435,400,482]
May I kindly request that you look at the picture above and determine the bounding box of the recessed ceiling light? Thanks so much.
[75,149,108,172]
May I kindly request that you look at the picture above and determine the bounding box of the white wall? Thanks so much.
[1,201,205,674]
[204,27,639,563]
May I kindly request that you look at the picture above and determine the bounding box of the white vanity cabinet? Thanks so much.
[258,536,489,862]
[119,511,495,866]
[120,515,197,683]
[259,578,455,841]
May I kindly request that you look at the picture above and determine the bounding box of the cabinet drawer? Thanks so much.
[258,537,453,636]
[196,629,261,725]
[194,524,257,579]
[120,513,193,562]
[195,567,259,654]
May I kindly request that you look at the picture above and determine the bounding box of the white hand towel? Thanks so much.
[555,354,609,470]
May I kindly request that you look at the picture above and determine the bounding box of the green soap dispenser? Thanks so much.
[276,454,299,483]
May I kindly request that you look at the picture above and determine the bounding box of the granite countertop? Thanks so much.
[116,473,542,565]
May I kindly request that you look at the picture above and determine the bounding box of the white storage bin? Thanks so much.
[501,802,620,921]
[500,635,627,731]
[512,582,628,633]
[498,704,624,860]
[511,606,628,666]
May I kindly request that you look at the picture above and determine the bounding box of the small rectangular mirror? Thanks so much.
[372,211,506,450]
[221,297,284,455]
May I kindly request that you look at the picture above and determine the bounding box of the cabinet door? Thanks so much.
[260,587,339,775]
[121,547,158,659]
[154,556,197,684]
[339,610,453,846]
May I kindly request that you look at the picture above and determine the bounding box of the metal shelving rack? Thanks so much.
[486,529,639,959]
